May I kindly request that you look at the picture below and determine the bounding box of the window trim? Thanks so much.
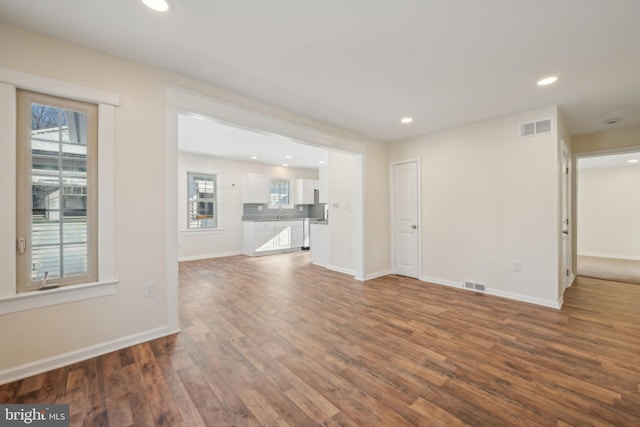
[186,171,217,230]
[0,68,119,314]
[16,90,99,292]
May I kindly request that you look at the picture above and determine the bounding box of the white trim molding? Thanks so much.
[0,325,178,386]
[421,275,562,309]
[0,71,119,312]
[179,251,242,262]
[577,252,640,261]
[0,280,119,316]
[364,270,393,281]
[0,66,120,106]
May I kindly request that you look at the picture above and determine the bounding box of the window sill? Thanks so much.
[0,279,119,315]
[180,228,225,236]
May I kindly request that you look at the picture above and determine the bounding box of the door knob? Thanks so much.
[562,230,569,235]
[411,225,417,229]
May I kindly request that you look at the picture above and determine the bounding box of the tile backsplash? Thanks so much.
[243,204,311,220]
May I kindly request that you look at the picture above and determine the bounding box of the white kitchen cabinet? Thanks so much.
[243,220,304,256]
[318,166,328,204]
[293,178,315,205]
[254,227,277,252]
[243,173,270,204]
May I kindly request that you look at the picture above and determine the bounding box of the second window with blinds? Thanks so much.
[187,173,217,229]
[269,178,290,206]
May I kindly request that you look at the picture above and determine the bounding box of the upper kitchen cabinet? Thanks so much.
[318,166,328,204]
[243,173,270,203]
[293,178,315,205]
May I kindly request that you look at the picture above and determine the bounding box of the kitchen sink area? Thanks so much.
[241,178,328,257]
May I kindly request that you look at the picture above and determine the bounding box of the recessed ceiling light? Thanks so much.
[142,0,171,12]
[537,76,558,86]
[628,159,639,164]
[285,155,293,159]
[318,160,325,165]
[282,164,288,167]
[250,156,258,160]
[401,117,413,124]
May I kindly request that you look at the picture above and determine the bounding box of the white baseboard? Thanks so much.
[0,326,179,386]
[578,252,640,261]
[567,273,576,288]
[421,276,561,309]
[421,276,461,288]
[179,251,242,262]
[487,287,561,309]
[327,265,356,277]
[365,270,392,281]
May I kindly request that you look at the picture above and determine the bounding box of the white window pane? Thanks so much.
[32,245,61,281]
[63,243,88,277]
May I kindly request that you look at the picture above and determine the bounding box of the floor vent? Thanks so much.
[463,281,486,292]
[520,118,553,137]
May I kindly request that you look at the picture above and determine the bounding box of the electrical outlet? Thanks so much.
[144,282,156,298]
[513,261,521,272]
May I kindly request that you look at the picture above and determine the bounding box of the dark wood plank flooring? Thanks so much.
[2,252,640,426]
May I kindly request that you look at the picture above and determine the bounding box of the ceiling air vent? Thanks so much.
[520,122,535,137]
[520,118,553,137]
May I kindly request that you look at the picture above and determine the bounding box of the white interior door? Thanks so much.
[393,161,419,278]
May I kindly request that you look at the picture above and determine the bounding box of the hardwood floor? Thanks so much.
[2,252,640,426]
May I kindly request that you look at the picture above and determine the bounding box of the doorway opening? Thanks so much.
[575,150,640,284]
[165,86,367,329]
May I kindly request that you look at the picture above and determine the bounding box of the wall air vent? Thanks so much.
[463,281,486,292]
[520,118,553,137]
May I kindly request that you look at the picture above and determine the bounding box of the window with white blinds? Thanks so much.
[16,90,98,292]
[187,173,217,229]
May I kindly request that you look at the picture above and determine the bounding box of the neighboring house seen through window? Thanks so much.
[187,173,217,229]
[16,90,98,292]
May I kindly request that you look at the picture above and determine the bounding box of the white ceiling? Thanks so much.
[1,0,640,142]
[578,152,640,170]
[178,112,328,169]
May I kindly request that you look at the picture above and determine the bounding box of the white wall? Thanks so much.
[0,22,390,381]
[178,152,317,260]
[0,24,173,375]
[327,150,359,274]
[364,141,391,278]
[389,107,561,307]
[577,165,640,260]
